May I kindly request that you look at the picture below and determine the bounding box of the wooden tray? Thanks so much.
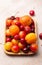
[4,18,38,56]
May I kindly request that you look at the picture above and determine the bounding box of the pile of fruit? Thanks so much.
[4,15,38,54]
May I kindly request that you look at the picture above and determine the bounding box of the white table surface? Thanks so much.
[0,0,42,65]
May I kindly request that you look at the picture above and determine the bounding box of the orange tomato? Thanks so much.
[9,25,20,36]
[20,15,32,26]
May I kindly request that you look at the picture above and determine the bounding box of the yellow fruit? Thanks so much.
[11,39,18,45]
[4,42,12,51]
[25,33,37,44]
[20,15,32,26]
[9,25,20,36]
[5,29,11,36]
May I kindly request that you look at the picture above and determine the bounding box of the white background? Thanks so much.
[0,0,42,65]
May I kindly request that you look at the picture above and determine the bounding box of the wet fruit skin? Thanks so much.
[19,31,26,39]
[11,45,20,53]
[25,33,37,44]
[39,33,42,39]
[29,10,35,16]
[30,44,38,52]
[20,15,32,26]
[4,42,13,51]
[11,39,18,45]
[9,25,20,36]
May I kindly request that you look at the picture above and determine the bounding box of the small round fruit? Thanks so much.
[20,38,25,44]
[12,19,20,25]
[14,34,19,40]
[29,10,35,16]
[4,42,12,51]
[22,47,28,53]
[20,15,32,26]
[11,45,20,53]
[27,44,30,50]
[5,29,10,36]
[30,43,38,52]
[11,39,18,45]
[19,31,26,39]
[25,33,37,44]
[9,25,20,36]
[15,22,21,27]
[18,42,24,49]
[6,37,11,42]
[25,26,31,34]
[20,25,24,30]
[6,18,12,26]
[16,17,20,20]
[39,33,42,39]
[10,16,15,20]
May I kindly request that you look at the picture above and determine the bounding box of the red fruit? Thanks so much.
[25,26,31,34]
[19,31,26,39]
[22,47,28,53]
[10,16,15,20]
[30,44,38,52]
[15,22,21,27]
[29,10,35,16]
[14,34,19,40]
[39,33,42,39]
[11,45,20,53]
[20,38,25,44]
[6,37,11,42]
[16,17,20,20]
[20,25,24,30]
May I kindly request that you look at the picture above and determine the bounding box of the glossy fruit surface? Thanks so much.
[6,37,11,42]
[11,39,18,45]
[25,33,37,44]
[9,25,20,36]
[22,47,28,53]
[20,15,32,26]
[4,42,12,51]
[15,22,21,27]
[29,10,35,16]
[20,25,24,31]
[25,26,31,34]
[20,38,25,44]
[19,31,26,39]
[14,34,19,40]
[30,43,38,52]
[39,33,42,39]
[11,45,20,53]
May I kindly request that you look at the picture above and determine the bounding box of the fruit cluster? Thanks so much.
[4,15,38,54]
